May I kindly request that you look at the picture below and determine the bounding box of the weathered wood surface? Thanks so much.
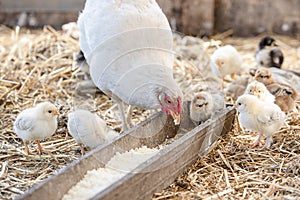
[0,0,84,28]
[0,0,85,12]
[15,102,236,200]
[214,0,300,36]
[156,0,215,36]
[95,105,235,200]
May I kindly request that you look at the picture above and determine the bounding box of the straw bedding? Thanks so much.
[0,25,299,199]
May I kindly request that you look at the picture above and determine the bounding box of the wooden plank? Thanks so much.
[95,105,235,200]
[214,0,300,36]
[15,109,179,200]
[0,0,85,12]
[15,102,236,200]
[181,0,215,36]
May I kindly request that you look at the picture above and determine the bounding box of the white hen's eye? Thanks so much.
[48,110,52,114]
[166,99,172,104]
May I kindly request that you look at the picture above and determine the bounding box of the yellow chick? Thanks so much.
[244,80,275,104]
[13,102,59,155]
[236,94,286,148]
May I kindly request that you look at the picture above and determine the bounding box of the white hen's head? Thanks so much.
[36,102,59,119]
[158,90,182,125]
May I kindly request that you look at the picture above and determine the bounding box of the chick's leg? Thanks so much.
[252,133,262,147]
[24,141,34,155]
[113,97,129,131]
[230,73,236,80]
[284,120,290,129]
[235,114,245,134]
[264,136,273,148]
[79,143,86,155]
[36,140,49,154]
[126,105,133,128]
[221,78,226,89]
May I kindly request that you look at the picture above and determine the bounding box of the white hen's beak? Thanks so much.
[169,110,180,125]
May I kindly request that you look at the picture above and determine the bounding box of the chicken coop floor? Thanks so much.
[0,25,299,199]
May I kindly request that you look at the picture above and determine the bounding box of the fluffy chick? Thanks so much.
[236,94,286,148]
[254,67,298,113]
[210,45,243,81]
[190,91,225,124]
[13,102,59,155]
[255,36,284,68]
[249,67,300,94]
[244,80,275,104]
[225,75,252,100]
[67,109,119,155]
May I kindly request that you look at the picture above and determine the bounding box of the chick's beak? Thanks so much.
[53,109,59,116]
[169,110,180,125]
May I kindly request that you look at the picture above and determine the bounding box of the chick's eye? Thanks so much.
[238,103,241,106]
[48,110,52,113]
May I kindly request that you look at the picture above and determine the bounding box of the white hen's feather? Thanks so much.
[78,0,182,110]
[78,0,163,58]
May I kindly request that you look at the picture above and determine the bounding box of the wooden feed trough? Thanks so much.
[15,102,236,200]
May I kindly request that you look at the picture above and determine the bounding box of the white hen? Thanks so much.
[78,0,183,130]
[236,94,286,148]
[13,102,59,155]
[67,109,119,154]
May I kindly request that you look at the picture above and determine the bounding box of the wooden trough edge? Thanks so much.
[15,102,236,200]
